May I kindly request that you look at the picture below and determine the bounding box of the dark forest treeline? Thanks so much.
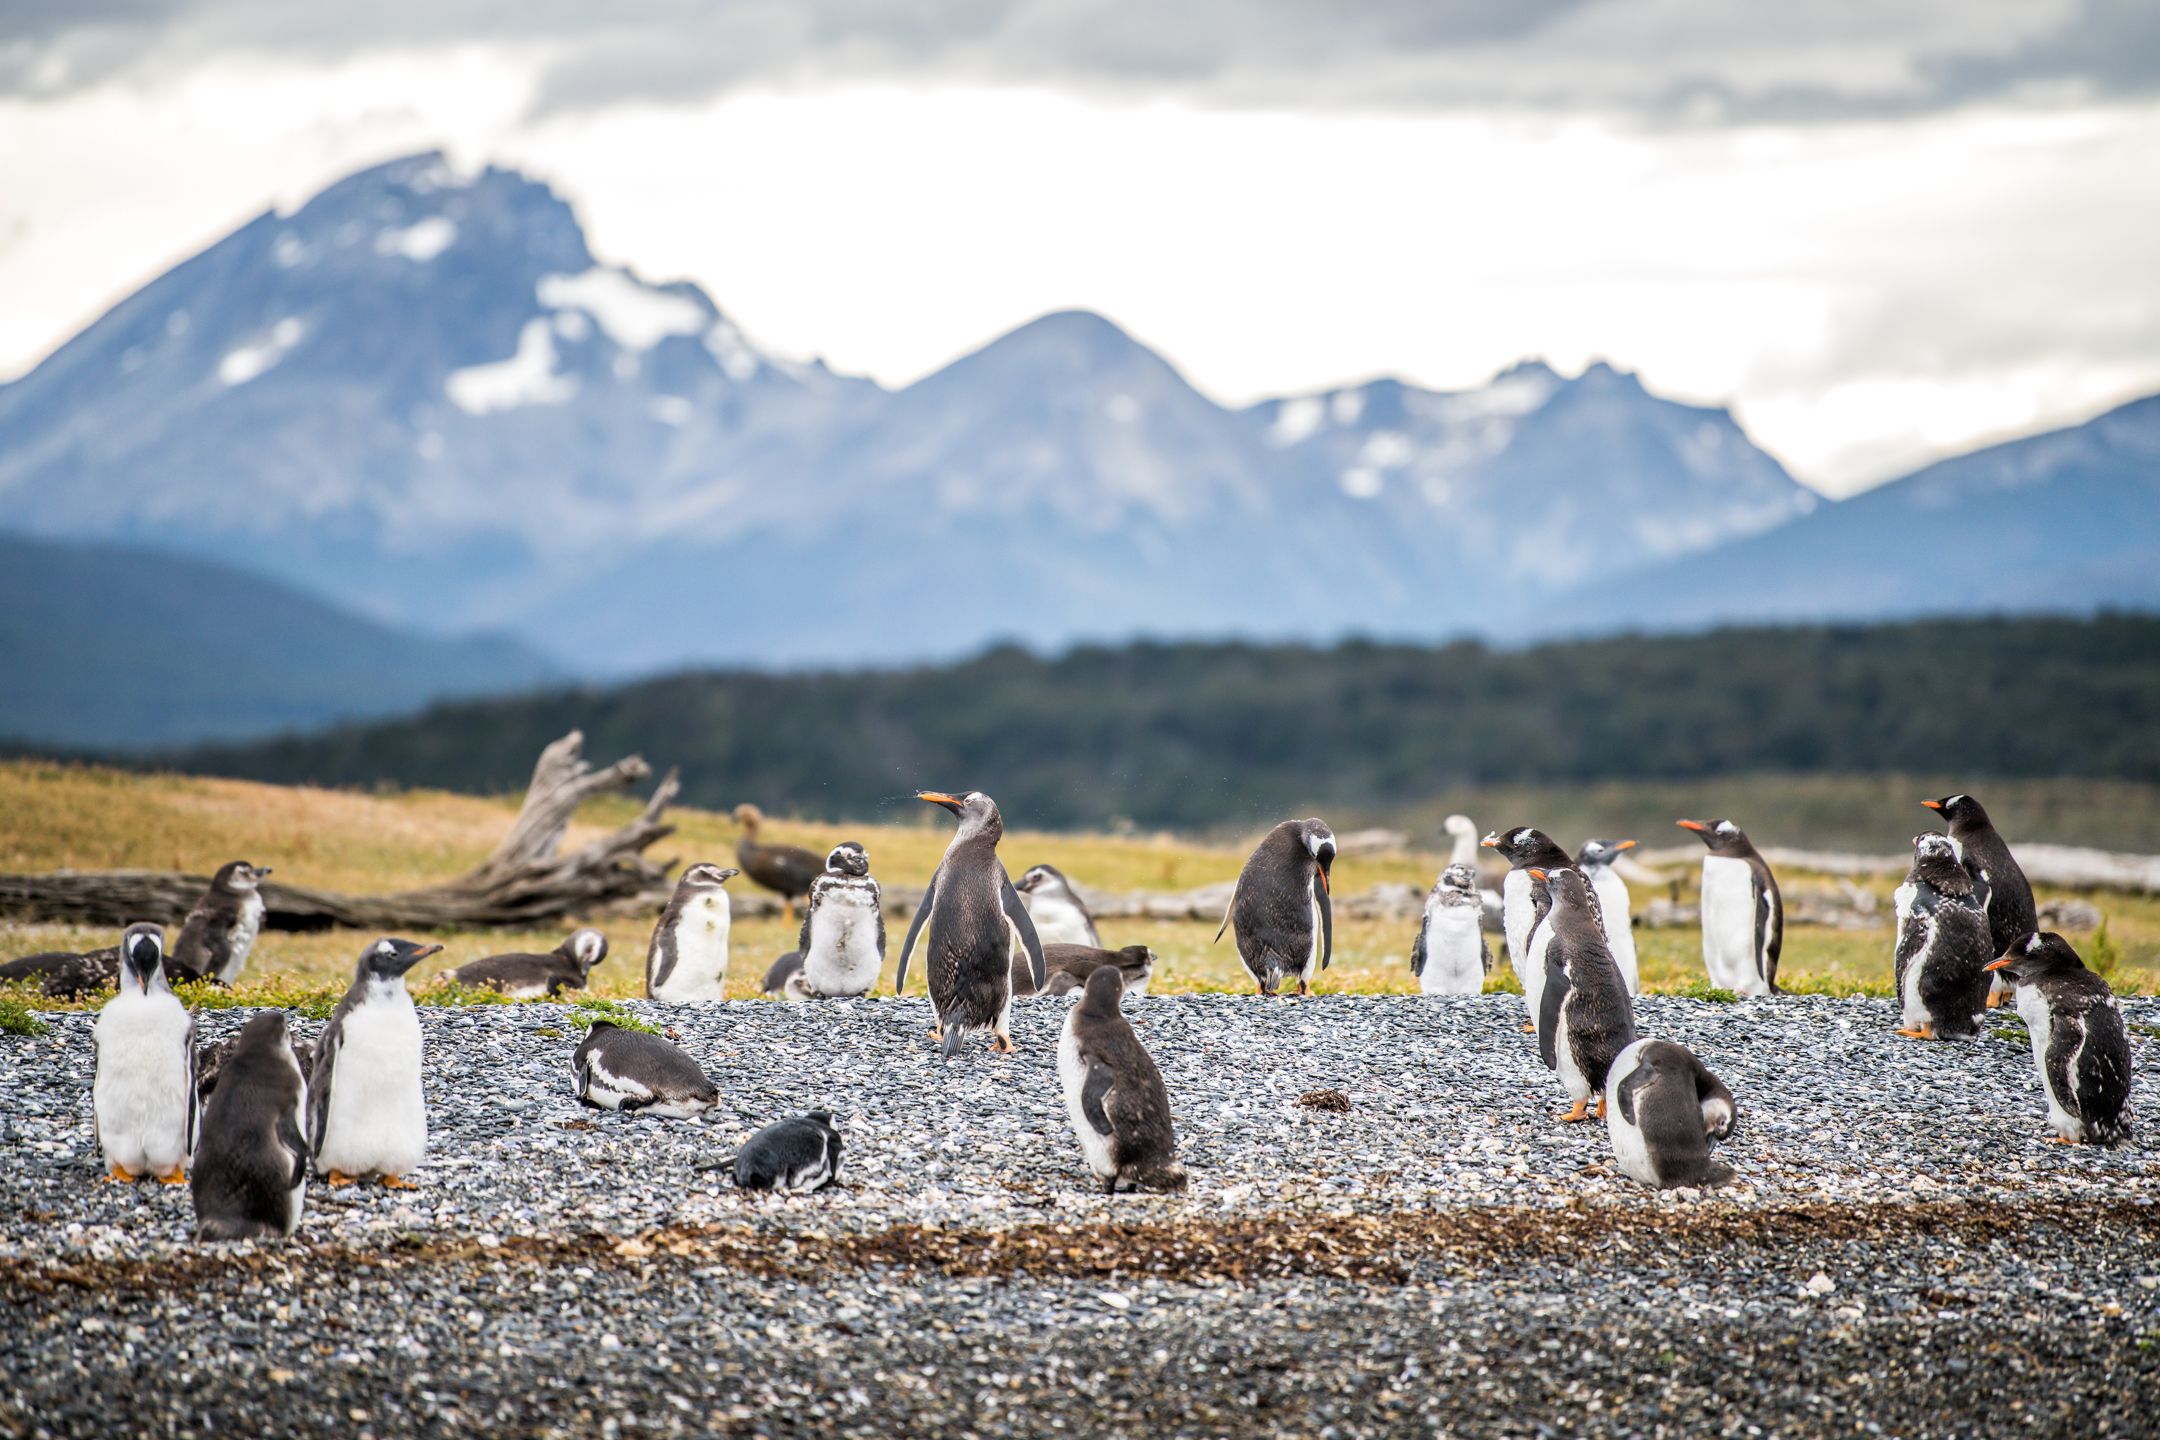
[168,615,2159,830]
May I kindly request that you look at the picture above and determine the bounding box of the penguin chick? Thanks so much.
[572,1021,719,1118]
[1014,864,1103,947]
[1604,1038,1737,1189]
[1217,818,1335,996]
[191,1011,309,1241]
[198,1029,315,1102]
[646,863,739,1002]
[1532,869,1637,1124]
[445,929,608,999]
[1987,933,2133,1147]
[1058,967,1186,1193]
[1892,833,1993,1040]
[310,937,441,1188]
[730,1111,843,1192]
[761,951,807,998]
[898,791,1045,1057]
[1574,839,1640,996]
[1677,819,1782,996]
[793,841,885,999]
[1016,943,1156,999]
[170,861,272,985]
[92,923,196,1184]
[1410,862,1491,996]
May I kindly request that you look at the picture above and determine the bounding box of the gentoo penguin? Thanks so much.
[572,1021,720,1118]
[198,1029,315,1102]
[1892,833,1994,1040]
[1014,864,1103,948]
[729,1111,843,1192]
[1409,862,1490,996]
[1058,967,1186,1193]
[645,863,740,1002]
[0,942,122,1000]
[761,951,806,996]
[792,841,885,999]
[191,1011,309,1241]
[897,791,1045,1056]
[1676,819,1781,996]
[169,861,272,985]
[1531,869,1637,1123]
[444,928,608,999]
[309,937,440,1188]
[1015,942,1156,999]
[91,923,196,1184]
[733,804,823,919]
[1924,794,2037,1007]
[1604,1038,1736,1189]
[1479,827,1573,1027]
[1216,818,1336,996]
[1987,933,2133,1146]
[1575,839,1640,996]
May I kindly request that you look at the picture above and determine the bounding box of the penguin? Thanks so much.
[190,1011,309,1241]
[1013,864,1103,948]
[1015,942,1156,999]
[1409,862,1490,996]
[1986,932,2133,1147]
[1891,833,1994,1040]
[733,804,824,919]
[897,791,1046,1057]
[91,923,196,1184]
[169,860,272,985]
[1057,967,1187,1193]
[1442,814,1505,932]
[309,937,440,1188]
[1574,839,1640,996]
[1924,794,2037,1007]
[198,1029,315,1102]
[0,942,122,1000]
[729,1111,843,1192]
[1531,868,1637,1123]
[1215,818,1336,996]
[444,928,608,999]
[1603,1038,1737,1189]
[1479,827,1573,1027]
[1676,819,1781,996]
[645,863,740,1002]
[761,951,806,997]
[792,841,885,999]
[572,1021,720,1118]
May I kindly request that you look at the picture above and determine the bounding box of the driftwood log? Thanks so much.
[0,732,682,932]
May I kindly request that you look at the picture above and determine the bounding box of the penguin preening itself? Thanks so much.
[1014,864,1102,948]
[1924,794,2037,1007]
[729,1111,843,1192]
[791,841,885,999]
[310,938,440,1188]
[1480,827,1573,1029]
[1677,819,1782,996]
[733,804,824,919]
[1530,869,1637,1124]
[1987,933,2133,1147]
[646,863,739,1002]
[445,929,608,999]
[170,860,272,985]
[1892,834,1994,1040]
[1058,967,1187,1193]
[1604,1038,1737,1189]
[898,791,1045,1056]
[1015,942,1156,999]
[191,1011,309,1241]
[1216,818,1335,996]
[573,1021,720,1118]
[1574,839,1640,996]
[92,923,196,1184]
[1409,863,1490,996]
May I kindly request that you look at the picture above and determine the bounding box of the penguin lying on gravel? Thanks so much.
[1604,1038,1736,1189]
[1531,869,1637,1124]
[1892,834,1993,1040]
[572,1021,719,1118]
[646,863,739,1002]
[1677,819,1781,996]
[760,951,806,996]
[1987,933,2133,1147]
[1014,864,1103,947]
[791,841,884,999]
[1217,818,1335,996]
[311,938,440,1188]
[1409,862,1490,996]
[728,1112,843,1192]
[445,929,609,999]
[1574,839,1640,996]
[92,923,196,1184]
[192,1011,309,1241]
[170,861,272,985]
[1059,967,1186,1193]
[1014,942,1155,999]
[899,791,1045,1056]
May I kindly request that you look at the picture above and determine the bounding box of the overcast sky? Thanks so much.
[1,1,2155,492]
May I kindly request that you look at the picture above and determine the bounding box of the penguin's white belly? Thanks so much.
[1300,888,1322,983]
[654,897,731,1001]
[1898,913,1934,1029]
[218,898,265,984]
[1057,1020,1117,1180]
[1699,857,1760,993]
[1501,873,1533,972]
[1026,895,1095,948]
[1590,870,1638,996]
[283,1077,310,1233]
[578,1052,654,1111]
[2015,988,2085,1140]
[1602,1041,1657,1185]
[318,1001,426,1176]
[1418,905,1484,996]
[1521,914,1553,1023]
[93,995,194,1176]
[1554,993,1590,1103]
[803,895,881,997]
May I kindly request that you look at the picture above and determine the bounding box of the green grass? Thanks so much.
[567,997,659,1034]
[0,993,49,1036]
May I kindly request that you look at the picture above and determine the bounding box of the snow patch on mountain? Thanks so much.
[217,318,304,386]
[537,268,709,351]
[375,216,458,262]
[445,318,578,414]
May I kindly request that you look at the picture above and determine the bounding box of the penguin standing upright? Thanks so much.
[898,791,1045,1056]
[92,923,196,1183]
[1014,864,1103,947]
[1409,862,1490,996]
[1058,967,1186,1192]
[1987,933,2133,1146]
[1575,839,1640,996]
[793,842,885,999]
[191,1011,309,1241]
[1677,819,1781,996]
[1892,833,1994,1040]
[1480,827,1574,1027]
[1924,794,2037,1007]
[310,938,440,1188]
[1604,1038,1737,1189]
[170,861,272,985]
[446,929,608,999]
[1216,818,1335,996]
[646,863,740,1002]
[1532,869,1637,1123]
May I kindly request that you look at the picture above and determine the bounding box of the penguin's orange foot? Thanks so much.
[1557,1100,1592,1124]
[927,1025,943,1042]
[1521,1021,1537,1034]
[989,1033,1017,1055]
[101,1164,137,1184]
[1594,1095,1608,1121]
[2044,1134,2079,1146]
[1895,1024,1935,1040]
[1986,991,2009,1009]
[158,1165,188,1186]
[379,1174,417,1190]
[325,1169,357,1188]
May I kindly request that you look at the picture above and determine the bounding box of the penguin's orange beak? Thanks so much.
[1983,957,2014,972]
[1921,799,1944,811]
[1479,837,1498,848]
[1676,819,1707,832]
[915,791,965,816]
[413,944,443,961]
[1527,867,1549,881]
[1615,839,1637,851]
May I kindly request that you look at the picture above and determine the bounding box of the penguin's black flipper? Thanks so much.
[307,1006,346,1158]
[183,1013,199,1158]
[1315,874,1333,971]
[896,869,939,994]
[1080,1060,1117,1137]
[1536,960,1568,1070]
[2079,1005,2133,1144]
[277,1104,308,1189]
[1752,869,1783,993]
[1002,874,1047,992]
[1408,926,1427,980]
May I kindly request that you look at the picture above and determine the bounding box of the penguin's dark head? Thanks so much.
[1297,819,1336,891]
[1922,794,1987,829]
[1439,862,1480,895]
[1079,962,1126,1015]
[358,937,442,980]
[563,928,609,975]
[1984,930,2084,985]
[237,1008,290,1053]
[1575,838,1636,870]
[825,842,869,878]
[213,860,271,893]
[118,922,167,994]
[1910,832,1962,869]
[1677,818,1747,855]
[680,862,739,890]
[917,790,1002,836]
[1483,826,1562,869]
[1529,867,1590,907]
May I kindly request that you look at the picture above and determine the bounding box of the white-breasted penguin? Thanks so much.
[1016,942,1156,999]
[1575,839,1640,996]
[1924,793,2037,1007]
[792,841,885,999]
[191,1011,309,1241]
[92,923,196,1184]
[729,1111,843,1192]
[573,1021,720,1117]
[1677,819,1781,996]
[1986,932,2133,1147]
[1479,827,1574,1029]
[1532,868,1638,1124]
[445,928,608,999]
[1409,862,1490,996]
[1059,967,1186,1193]
[1443,814,1505,931]
[898,791,1046,1057]
[309,937,440,1188]
[1216,818,1336,996]
[1604,1038,1737,1189]
[1014,864,1103,948]
[1892,833,1993,1040]
[170,860,272,985]
[645,863,740,1002]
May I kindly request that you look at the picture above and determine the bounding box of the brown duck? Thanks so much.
[733,804,824,919]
